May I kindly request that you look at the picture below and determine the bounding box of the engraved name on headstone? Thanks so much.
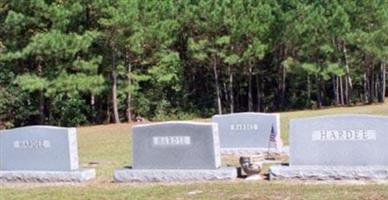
[312,129,376,141]
[152,136,191,146]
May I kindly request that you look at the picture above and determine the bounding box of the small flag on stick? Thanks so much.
[269,125,277,143]
[267,124,283,158]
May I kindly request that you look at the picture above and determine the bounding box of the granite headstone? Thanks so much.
[212,112,282,154]
[0,126,95,183]
[114,121,236,182]
[270,115,388,180]
[132,122,220,169]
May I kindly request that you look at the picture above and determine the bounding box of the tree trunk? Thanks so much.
[248,60,253,112]
[373,70,377,102]
[37,62,44,124]
[339,76,344,105]
[333,76,339,105]
[344,77,349,104]
[90,94,96,124]
[91,94,95,107]
[256,73,261,112]
[106,92,111,123]
[343,42,352,105]
[307,74,311,104]
[126,54,132,123]
[111,47,120,123]
[39,90,44,124]
[363,72,369,103]
[228,65,234,113]
[364,55,372,103]
[316,75,322,108]
[381,62,386,102]
[223,82,228,107]
[85,3,90,27]
[280,63,286,108]
[212,54,222,114]
[368,61,374,103]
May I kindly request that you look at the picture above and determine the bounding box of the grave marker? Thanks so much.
[0,126,95,183]
[270,115,388,180]
[212,112,282,154]
[114,121,236,182]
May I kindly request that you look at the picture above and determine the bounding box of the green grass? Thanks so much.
[1,102,388,199]
[2,182,388,200]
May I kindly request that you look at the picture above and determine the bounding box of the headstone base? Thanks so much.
[221,148,280,155]
[270,165,388,180]
[0,168,96,183]
[114,167,237,182]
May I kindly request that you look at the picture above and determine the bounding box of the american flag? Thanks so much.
[269,124,282,149]
[269,124,277,142]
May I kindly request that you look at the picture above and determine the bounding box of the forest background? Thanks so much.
[0,0,387,128]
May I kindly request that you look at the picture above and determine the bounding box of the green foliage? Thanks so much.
[50,94,90,126]
[46,73,105,96]
[0,84,38,128]
[149,51,181,90]
[0,0,387,127]
[15,74,48,92]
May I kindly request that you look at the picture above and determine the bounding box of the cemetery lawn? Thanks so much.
[1,102,388,200]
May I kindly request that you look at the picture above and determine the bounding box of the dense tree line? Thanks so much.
[0,0,387,128]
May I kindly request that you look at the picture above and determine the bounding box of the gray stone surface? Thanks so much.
[212,112,282,152]
[220,148,271,155]
[281,145,289,155]
[132,121,220,169]
[114,167,237,182]
[289,114,388,166]
[270,165,388,180]
[0,126,96,183]
[0,126,79,171]
[270,114,388,181]
[0,168,96,183]
[221,146,289,155]
[115,121,237,182]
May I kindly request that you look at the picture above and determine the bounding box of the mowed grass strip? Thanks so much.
[2,182,388,200]
[1,101,388,199]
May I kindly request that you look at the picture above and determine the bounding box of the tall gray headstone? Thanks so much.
[0,126,95,183]
[270,115,388,180]
[114,121,236,182]
[212,112,282,154]
[132,122,220,169]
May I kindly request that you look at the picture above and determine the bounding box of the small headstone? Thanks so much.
[212,112,282,154]
[270,115,388,180]
[114,121,236,182]
[0,126,95,183]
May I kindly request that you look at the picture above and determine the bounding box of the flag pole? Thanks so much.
[266,137,271,160]
[266,124,273,160]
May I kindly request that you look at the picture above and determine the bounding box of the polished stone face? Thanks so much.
[290,115,388,166]
[132,121,220,169]
[212,112,281,149]
[0,126,79,171]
